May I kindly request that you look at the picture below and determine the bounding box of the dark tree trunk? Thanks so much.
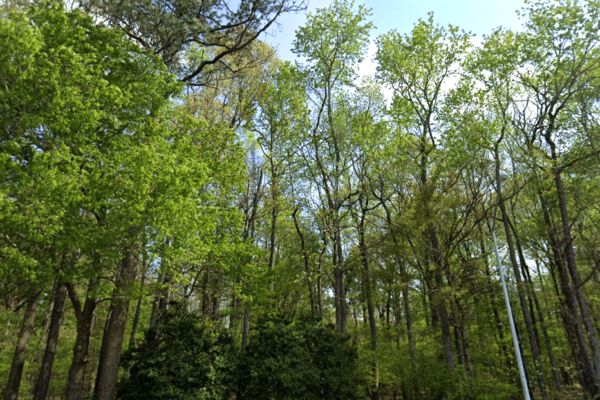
[268,188,278,294]
[478,227,510,370]
[458,301,474,375]
[539,189,598,395]
[452,305,465,367]
[510,220,562,392]
[553,169,600,385]
[429,226,455,371]
[357,199,379,400]
[380,198,418,380]
[317,232,327,317]
[292,208,316,314]
[158,274,173,312]
[241,301,250,347]
[149,273,163,329]
[494,155,547,397]
[229,284,240,331]
[201,270,210,316]
[65,278,98,400]
[333,225,347,334]
[498,200,547,396]
[129,271,145,349]
[548,257,584,388]
[4,291,41,400]
[211,273,221,321]
[34,283,67,400]
[94,245,139,400]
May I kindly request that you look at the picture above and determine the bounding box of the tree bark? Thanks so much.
[128,271,145,349]
[553,168,600,387]
[65,278,98,400]
[292,208,316,314]
[158,273,173,312]
[94,243,139,400]
[211,273,221,321]
[429,226,455,371]
[241,300,250,347]
[357,199,379,400]
[510,220,562,392]
[268,174,278,293]
[494,152,547,397]
[333,224,347,334]
[539,189,598,395]
[380,197,418,380]
[34,283,67,400]
[317,232,327,317]
[4,291,41,400]
[149,273,163,329]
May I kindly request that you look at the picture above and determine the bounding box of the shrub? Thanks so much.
[236,312,362,400]
[117,305,237,400]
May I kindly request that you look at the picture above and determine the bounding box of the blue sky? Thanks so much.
[262,0,528,62]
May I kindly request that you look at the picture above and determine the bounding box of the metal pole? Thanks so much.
[490,216,531,400]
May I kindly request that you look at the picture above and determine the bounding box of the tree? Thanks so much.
[252,62,309,293]
[1,4,244,399]
[512,0,600,395]
[292,0,373,334]
[377,12,472,372]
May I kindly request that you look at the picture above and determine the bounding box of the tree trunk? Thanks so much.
[4,291,41,400]
[65,278,98,400]
[429,226,455,371]
[458,301,474,375]
[478,226,510,371]
[158,274,173,312]
[553,168,600,388]
[211,273,221,321]
[357,201,379,400]
[494,156,547,397]
[333,224,347,334]
[34,283,67,400]
[498,200,547,395]
[94,244,139,400]
[268,184,278,293]
[241,300,250,347]
[510,220,562,392]
[128,271,145,349]
[539,189,598,395]
[201,270,210,316]
[381,198,418,381]
[292,208,316,314]
[149,273,163,329]
[317,232,327,317]
[551,258,585,387]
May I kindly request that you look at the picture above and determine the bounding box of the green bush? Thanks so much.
[236,312,362,400]
[117,305,238,400]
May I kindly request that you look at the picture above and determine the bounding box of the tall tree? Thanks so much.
[293,0,373,334]
[377,13,471,371]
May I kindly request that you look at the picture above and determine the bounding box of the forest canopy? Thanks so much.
[1,0,600,400]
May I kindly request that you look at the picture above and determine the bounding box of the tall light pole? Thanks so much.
[489,172,531,400]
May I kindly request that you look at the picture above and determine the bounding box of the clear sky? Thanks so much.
[262,0,528,62]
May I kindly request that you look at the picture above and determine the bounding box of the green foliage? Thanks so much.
[2,1,600,400]
[119,311,362,400]
[293,0,373,88]
[236,312,362,400]
[118,305,238,400]
[0,2,180,292]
